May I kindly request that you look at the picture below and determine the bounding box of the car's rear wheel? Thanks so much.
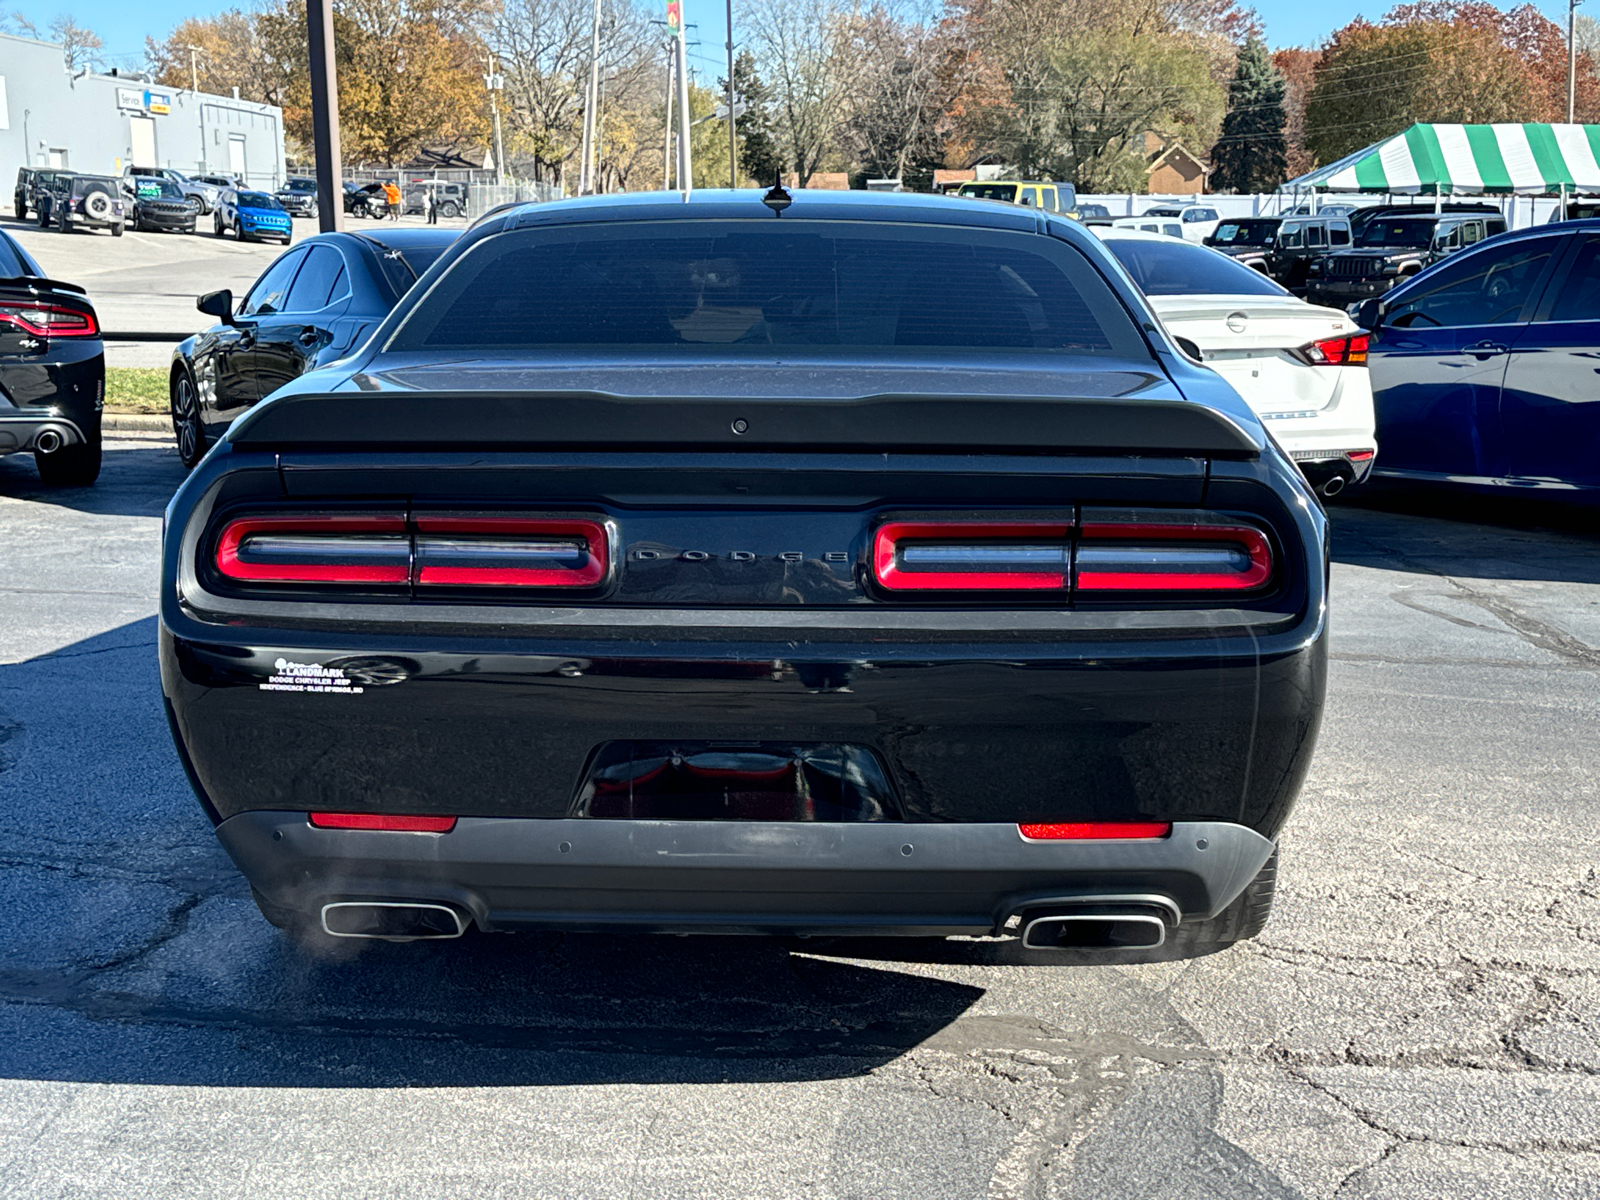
[1166,847,1277,955]
[171,368,207,468]
[35,431,101,486]
[439,200,460,219]
[112,222,123,237]
[14,199,25,221]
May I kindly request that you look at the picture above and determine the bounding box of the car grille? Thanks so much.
[1325,257,1383,278]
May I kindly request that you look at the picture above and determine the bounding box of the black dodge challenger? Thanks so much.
[159,190,1327,959]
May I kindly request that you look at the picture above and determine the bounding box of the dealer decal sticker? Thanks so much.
[260,659,365,695]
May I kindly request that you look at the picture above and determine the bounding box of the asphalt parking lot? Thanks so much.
[1,439,1598,1198]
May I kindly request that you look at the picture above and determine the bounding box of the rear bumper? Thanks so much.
[219,813,1276,934]
[0,412,88,453]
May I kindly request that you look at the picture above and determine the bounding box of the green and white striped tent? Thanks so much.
[1283,123,1600,195]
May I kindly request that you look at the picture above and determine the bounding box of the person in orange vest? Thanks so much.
[383,180,401,221]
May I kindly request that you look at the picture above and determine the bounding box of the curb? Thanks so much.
[103,332,195,343]
[104,412,173,434]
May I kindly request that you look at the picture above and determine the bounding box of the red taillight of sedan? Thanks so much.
[1297,333,1368,366]
[1075,521,1273,593]
[0,301,99,338]
[873,520,1073,591]
[413,517,609,588]
[1018,822,1172,840]
[214,515,411,584]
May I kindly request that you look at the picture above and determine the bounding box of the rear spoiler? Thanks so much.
[228,391,1263,457]
[0,275,88,296]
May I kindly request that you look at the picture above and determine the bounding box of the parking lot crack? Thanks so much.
[89,893,203,972]
[1446,578,1600,668]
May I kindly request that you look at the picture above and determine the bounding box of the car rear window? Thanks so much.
[391,221,1147,357]
[1103,238,1286,297]
[0,232,39,278]
[370,240,453,298]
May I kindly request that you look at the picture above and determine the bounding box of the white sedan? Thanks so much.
[1093,226,1377,497]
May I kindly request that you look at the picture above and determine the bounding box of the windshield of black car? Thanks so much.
[1212,220,1277,244]
[956,184,1018,201]
[285,180,316,192]
[0,233,40,278]
[1359,219,1434,248]
[389,221,1149,358]
[239,192,282,209]
[371,241,451,297]
[133,179,183,200]
[1103,237,1286,297]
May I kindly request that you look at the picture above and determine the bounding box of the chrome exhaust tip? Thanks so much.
[320,901,468,940]
[34,429,63,454]
[1021,912,1168,950]
[1319,474,1346,499]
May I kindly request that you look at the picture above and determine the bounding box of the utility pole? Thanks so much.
[1570,0,1582,123]
[483,55,505,186]
[305,0,345,232]
[187,45,205,171]
[579,0,603,194]
[725,0,736,187]
[670,0,692,190]
[662,46,676,190]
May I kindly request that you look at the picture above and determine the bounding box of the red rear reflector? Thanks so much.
[1347,449,1375,462]
[1300,333,1368,366]
[874,520,1072,591]
[413,517,609,587]
[309,812,458,832]
[1019,821,1171,840]
[1075,522,1272,593]
[215,516,410,584]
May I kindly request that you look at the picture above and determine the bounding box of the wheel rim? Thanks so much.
[173,376,199,462]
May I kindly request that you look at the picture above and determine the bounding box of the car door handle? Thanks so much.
[298,326,321,347]
[1468,341,1507,358]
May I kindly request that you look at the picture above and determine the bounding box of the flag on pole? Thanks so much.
[666,0,682,36]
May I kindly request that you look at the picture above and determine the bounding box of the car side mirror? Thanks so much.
[1353,298,1383,330]
[197,289,235,325]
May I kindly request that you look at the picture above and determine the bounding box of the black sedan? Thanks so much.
[0,228,103,485]
[168,227,456,467]
[159,190,1326,960]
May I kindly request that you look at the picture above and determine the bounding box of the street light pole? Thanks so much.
[187,45,205,171]
[725,0,736,187]
[674,3,692,190]
[579,0,603,194]
[305,0,345,232]
[483,55,505,186]
[1570,0,1582,123]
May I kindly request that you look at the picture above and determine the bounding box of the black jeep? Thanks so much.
[1304,210,1507,308]
[1204,217,1281,274]
[1264,214,1353,293]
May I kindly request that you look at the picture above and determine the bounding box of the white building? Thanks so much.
[0,32,285,189]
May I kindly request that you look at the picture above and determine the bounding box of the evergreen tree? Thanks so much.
[724,51,785,186]
[1210,37,1288,192]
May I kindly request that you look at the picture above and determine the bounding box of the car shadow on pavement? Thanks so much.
[0,619,989,1089]
[0,441,187,518]
[1330,485,1600,585]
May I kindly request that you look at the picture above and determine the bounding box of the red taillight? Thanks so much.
[873,520,1072,591]
[1018,821,1171,840]
[413,517,608,588]
[0,301,98,338]
[1076,521,1272,593]
[1347,449,1375,462]
[309,812,457,832]
[1299,333,1368,366]
[215,516,410,584]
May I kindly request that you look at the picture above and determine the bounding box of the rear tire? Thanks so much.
[1166,848,1277,955]
[35,431,102,486]
[112,223,123,237]
[15,200,25,221]
[439,200,460,219]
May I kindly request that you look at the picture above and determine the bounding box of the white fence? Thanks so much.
[1079,193,1567,230]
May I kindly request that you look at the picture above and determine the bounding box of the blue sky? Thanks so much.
[22,0,1585,81]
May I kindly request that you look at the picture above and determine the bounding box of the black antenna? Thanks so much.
[762,172,792,217]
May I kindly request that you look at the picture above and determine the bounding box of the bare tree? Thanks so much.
[838,3,949,184]
[482,0,658,185]
[48,14,103,72]
[747,0,850,185]
[2,12,41,38]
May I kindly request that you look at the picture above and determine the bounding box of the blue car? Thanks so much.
[1358,218,1600,499]
[214,188,293,244]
